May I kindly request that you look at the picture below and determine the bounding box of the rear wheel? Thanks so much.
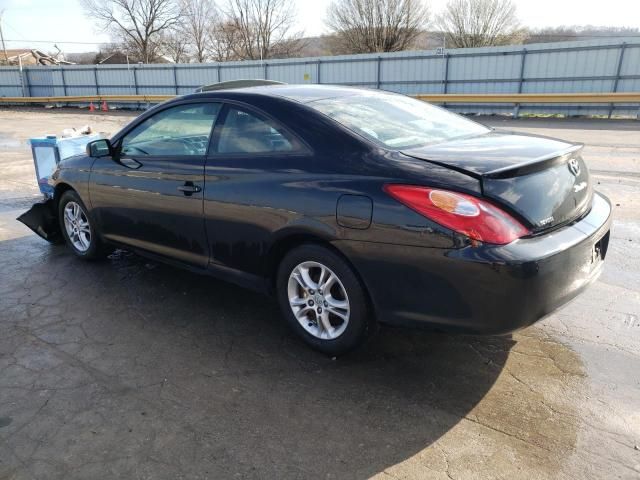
[58,190,111,260]
[277,244,372,355]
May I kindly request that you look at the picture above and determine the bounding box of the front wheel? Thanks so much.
[58,190,111,260]
[276,244,372,355]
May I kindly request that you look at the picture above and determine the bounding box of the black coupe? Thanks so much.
[20,85,612,354]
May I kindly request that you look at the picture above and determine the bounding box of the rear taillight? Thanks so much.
[383,184,529,245]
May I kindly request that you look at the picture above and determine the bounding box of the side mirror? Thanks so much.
[86,139,112,157]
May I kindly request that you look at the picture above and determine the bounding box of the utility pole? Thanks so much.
[0,11,9,64]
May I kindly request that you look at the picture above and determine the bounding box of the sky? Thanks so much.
[1,0,639,53]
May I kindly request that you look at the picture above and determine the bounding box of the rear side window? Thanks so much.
[309,91,488,149]
[216,107,296,154]
[122,103,220,156]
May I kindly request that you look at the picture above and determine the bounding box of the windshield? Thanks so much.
[308,91,489,149]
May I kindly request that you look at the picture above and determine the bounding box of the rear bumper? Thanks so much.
[335,192,612,334]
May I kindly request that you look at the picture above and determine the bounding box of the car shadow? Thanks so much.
[1,238,514,479]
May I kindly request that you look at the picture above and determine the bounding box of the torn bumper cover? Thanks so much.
[17,199,63,243]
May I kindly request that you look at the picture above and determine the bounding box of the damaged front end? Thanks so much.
[17,199,63,244]
[21,131,100,244]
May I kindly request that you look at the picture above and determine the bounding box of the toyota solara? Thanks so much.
[19,85,611,354]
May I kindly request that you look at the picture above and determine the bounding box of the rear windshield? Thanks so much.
[308,91,489,149]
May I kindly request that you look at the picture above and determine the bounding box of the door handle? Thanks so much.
[120,157,142,169]
[177,182,202,196]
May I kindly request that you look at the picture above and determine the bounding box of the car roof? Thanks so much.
[185,84,369,104]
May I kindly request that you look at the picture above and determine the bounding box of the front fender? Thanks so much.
[51,155,95,207]
[17,199,63,243]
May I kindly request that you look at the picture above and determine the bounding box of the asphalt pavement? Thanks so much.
[0,109,638,479]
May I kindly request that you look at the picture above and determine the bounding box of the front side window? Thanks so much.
[308,91,489,149]
[216,107,296,154]
[121,103,220,156]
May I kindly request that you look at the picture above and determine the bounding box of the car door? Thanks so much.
[90,101,221,267]
[203,104,312,276]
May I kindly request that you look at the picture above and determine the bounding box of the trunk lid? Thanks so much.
[402,131,593,233]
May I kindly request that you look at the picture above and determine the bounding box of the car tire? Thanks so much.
[58,190,111,260]
[276,244,372,355]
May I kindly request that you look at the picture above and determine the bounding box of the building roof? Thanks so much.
[1,48,74,65]
[3,49,32,57]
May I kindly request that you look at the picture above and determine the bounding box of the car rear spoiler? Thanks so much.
[482,144,583,179]
[195,80,285,93]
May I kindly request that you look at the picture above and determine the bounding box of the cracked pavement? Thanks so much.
[0,109,639,479]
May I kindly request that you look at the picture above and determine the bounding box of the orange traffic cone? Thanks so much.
[101,101,108,112]
[89,102,95,112]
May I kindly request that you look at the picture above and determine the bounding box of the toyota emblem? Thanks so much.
[568,158,581,176]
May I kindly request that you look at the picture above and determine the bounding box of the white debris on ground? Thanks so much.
[61,124,93,137]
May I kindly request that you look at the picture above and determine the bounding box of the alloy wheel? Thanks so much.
[287,261,350,340]
[63,201,91,252]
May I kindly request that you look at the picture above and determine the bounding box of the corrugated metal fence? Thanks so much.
[1,37,639,116]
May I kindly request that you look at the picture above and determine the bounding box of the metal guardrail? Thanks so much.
[413,93,640,103]
[0,94,174,103]
[0,92,639,109]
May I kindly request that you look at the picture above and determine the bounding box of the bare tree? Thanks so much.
[326,0,429,54]
[180,0,217,62]
[207,20,243,61]
[160,29,191,62]
[222,0,303,60]
[115,31,164,62]
[80,0,181,63]
[436,0,524,48]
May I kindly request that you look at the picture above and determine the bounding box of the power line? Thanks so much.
[5,33,640,46]
[4,39,115,45]
[3,32,639,49]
